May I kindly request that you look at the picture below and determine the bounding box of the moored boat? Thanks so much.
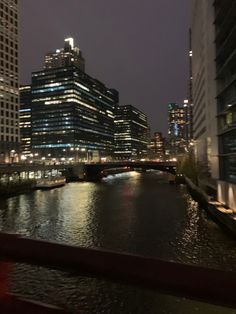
[36,176,66,189]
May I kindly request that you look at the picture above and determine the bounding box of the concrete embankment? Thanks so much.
[0,180,36,198]
[185,177,236,237]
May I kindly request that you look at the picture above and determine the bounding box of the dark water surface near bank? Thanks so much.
[0,172,235,313]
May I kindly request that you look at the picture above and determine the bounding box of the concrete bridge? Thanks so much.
[0,161,177,181]
[0,232,235,308]
[84,161,177,181]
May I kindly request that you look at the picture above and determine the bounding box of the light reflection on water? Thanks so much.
[0,171,236,313]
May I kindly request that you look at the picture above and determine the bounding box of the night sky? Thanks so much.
[20,0,190,135]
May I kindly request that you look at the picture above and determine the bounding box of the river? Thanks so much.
[0,171,236,313]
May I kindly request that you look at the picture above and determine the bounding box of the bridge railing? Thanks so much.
[0,232,235,309]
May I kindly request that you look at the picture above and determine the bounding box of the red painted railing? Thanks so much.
[0,232,235,309]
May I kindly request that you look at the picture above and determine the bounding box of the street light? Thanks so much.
[21,155,27,161]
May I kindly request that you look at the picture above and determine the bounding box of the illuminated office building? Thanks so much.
[45,37,85,72]
[167,103,188,157]
[114,105,148,160]
[0,0,20,163]
[31,38,118,161]
[148,132,165,160]
[19,85,31,156]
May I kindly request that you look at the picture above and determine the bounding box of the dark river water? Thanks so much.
[0,171,236,313]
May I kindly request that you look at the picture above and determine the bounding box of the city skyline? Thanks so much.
[19,0,190,135]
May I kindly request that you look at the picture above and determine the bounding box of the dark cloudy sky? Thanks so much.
[19,0,190,135]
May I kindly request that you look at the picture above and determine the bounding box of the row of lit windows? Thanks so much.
[0,72,18,83]
[31,82,114,112]
[0,81,18,89]
[32,92,111,117]
[32,69,116,103]
[32,124,114,138]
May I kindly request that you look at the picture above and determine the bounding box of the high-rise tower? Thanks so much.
[167,103,188,157]
[44,37,85,72]
[191,0,218,179]
[114,105,148,160]
[0,0,20,162]
[29,38,118,162]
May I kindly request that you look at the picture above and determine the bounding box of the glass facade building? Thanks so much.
[31,66,117,161]
[214,0,236,210]
[167,103,188,157]
[0,0,19,163]
[114,105,148,160]
[30,39,118,161]
[215,0,236,184]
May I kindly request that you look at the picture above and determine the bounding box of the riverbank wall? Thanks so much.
[0,180,36,199]
[185,177,236,237]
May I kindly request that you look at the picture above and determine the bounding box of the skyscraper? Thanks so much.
[186,29,193,147]
[191,0,236,210]
[148,132,165,161]
[44,37,85,72]
[214,0,236,209]
[19,85,32,156]
[167,103,188,157]
[114,105,148,160]
[30,38,118,162]
[191,0,218,180]
[0,0,20,163]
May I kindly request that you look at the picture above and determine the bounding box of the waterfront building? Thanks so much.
[148,132,165,161]
[187,29,194,146]
[191,0,218,180]
[183,99,193,149]
[167,103,188,157]
[0,0,20,163]
[19,85,32,157]
[114,105,148,160]
[214,0,236,209]
[30,38,118,162]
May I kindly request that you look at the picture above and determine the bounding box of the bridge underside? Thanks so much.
[84,162,177,181]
